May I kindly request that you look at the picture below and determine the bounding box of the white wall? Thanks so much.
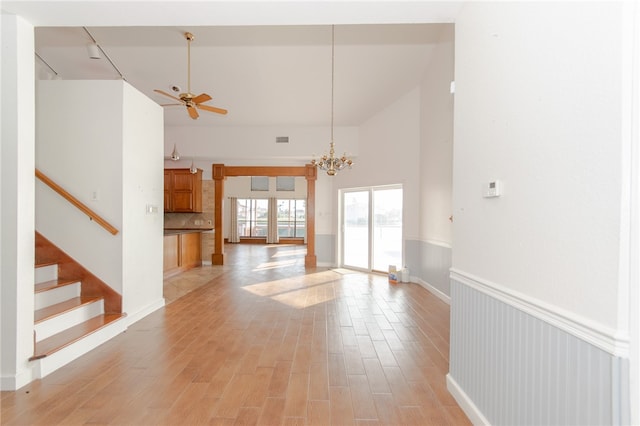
[452,1,624,333]
[36,80,125,292]
[35,80,165,322]
[122,83,165,321]
[405,24,455,300]
[164,125,358,179]
[1,14,36,391]
[450,2,633,423]
[334,87,421,263]
[420,25,454,246]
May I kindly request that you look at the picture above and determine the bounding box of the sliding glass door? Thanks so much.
[343,190,370,269]
[341,185,403,272]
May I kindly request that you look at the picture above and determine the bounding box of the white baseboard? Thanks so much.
[126,298,165,326]
[0,367,35,391]
[446,374,491,425]
[414,277,451,304]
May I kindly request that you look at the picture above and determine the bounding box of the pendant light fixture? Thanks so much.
[311,25,354,176]
[189,159,198,174]
[170,143,180,161]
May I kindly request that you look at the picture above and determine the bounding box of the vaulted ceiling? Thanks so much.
[34,24,452,128]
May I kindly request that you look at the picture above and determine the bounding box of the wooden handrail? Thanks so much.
[35,169,119,235]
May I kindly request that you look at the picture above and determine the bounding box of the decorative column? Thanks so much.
[212,164,225,265]
[305,164,317,267]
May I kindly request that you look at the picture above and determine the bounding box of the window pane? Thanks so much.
[372,188,403,272]
[276,199,305,238]
[237,198,268,237]
[343,191,369,269]
[276,176,295,191]
[251,176,269,191]
[254,199,268,236]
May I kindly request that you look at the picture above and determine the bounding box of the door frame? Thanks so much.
[339,184,403,273]
[212,164,317,267]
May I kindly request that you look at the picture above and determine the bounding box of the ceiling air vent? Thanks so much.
[275,136,289,144]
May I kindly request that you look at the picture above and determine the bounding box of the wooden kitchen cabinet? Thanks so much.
[164,168,203,212]
[163,231,202,277]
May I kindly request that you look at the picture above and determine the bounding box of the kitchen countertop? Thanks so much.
[164,228,214,236]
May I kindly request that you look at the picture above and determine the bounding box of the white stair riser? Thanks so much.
[33,319,127,379]
[35,299,104,342]
[35,283,81,310]
[35,264,58,285]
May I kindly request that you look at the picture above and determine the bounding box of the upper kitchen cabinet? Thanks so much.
[164,168,203,213]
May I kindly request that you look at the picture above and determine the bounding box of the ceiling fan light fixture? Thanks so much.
[153,31,228,120]
[87,43,101,59]
[170,144,180,161]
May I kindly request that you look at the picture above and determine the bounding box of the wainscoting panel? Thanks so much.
[405,239,452,298]
[449,276,628,425]
[315,234,335,266]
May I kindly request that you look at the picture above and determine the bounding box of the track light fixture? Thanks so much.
[87,43,101,59]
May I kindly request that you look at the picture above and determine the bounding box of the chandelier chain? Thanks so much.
[310,24,354,176]
[331,25,334,143]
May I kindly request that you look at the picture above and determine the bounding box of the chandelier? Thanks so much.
[311,25,354,176]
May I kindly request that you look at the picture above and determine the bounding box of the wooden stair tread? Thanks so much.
[34,296,102,323]
[35,260,58,268]
[35,278,79,293]
[31,313,126,359]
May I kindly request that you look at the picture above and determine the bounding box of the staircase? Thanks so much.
[31,232,127,378]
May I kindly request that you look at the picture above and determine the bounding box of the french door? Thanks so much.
[341,185,403,272]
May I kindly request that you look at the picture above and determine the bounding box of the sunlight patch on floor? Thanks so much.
[269,248,307,258]
[241,270,342,308]
[253,258,300,270]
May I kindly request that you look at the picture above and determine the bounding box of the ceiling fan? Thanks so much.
[154,32,228,120]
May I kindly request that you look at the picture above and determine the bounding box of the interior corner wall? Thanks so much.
[35,80,124,293]
[449,2,629,424]
[334,87,421,266]
[407,24,455,300]
[121,83,165,322]
[1,14,36,391]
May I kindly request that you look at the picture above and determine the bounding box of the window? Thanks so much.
[236,198,306,239]
[237,199,268,237]
[250,176,269,191]
[277,199,306,237]
[276,176,295,191]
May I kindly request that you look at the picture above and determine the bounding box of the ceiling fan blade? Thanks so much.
[154,89,184,103]
[197,104,228,115]
[187,105,199,119]
[192,93,212,104]
[160,103,183,107]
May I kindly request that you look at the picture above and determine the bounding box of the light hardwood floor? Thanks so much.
[1,244,470,425]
